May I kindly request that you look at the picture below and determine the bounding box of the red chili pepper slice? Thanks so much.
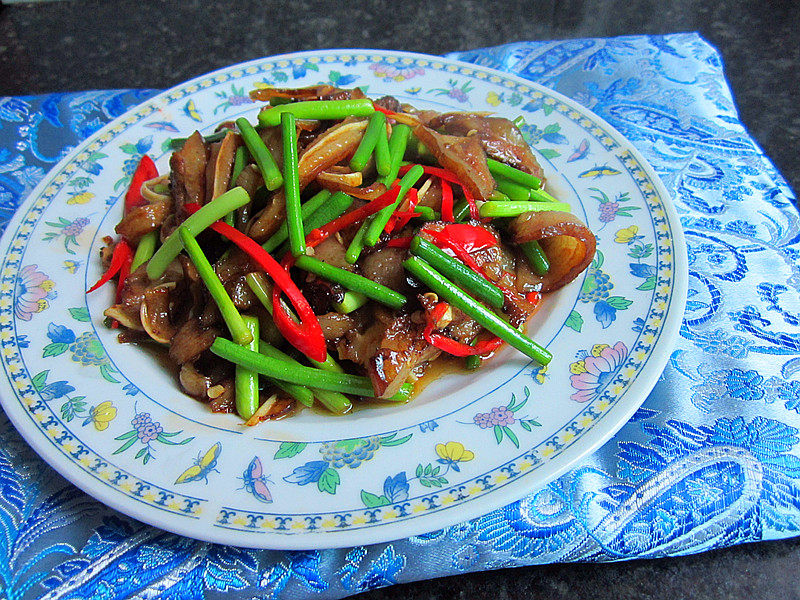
[423,302,503,356]
[390,211,422,220]
[87,239,133,293]
[399,164,462,185]
[371,103,399,119]
[462,185,479,220]
[399,164,480,219]
[270,254,326,361]
[427,333,503,357]
[115,249,133,304]
[124,155,159,215]
[424,228,485,274]
[436,223,497,252]
[305,185,401,248]
[183,203,327,362]
[386,188,420,234]
[385,236,413,248]
[440,179,454,222]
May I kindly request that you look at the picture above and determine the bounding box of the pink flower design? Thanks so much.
[447,88,469,103]
[473,406,516,428]
[569,341,628,402]
[369,62,425,82]
[14,264,56,321]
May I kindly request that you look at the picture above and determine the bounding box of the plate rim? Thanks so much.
[0,47,688,549]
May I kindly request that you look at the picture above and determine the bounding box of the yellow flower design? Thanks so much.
[570,360,587,374]
[532,363,549,384]
[486,91,502,107]
[435,441,475,463]
[90,401,117,431]
[615,225,639,244]
[591,343,610,357]
[67,191,94,205]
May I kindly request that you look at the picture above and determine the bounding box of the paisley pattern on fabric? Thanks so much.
[0,33,797,599]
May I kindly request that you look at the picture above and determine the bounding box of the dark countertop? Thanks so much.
[2,1,799,599]
[2,0,797,195]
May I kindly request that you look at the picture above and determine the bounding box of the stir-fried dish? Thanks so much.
[94,85,596,424]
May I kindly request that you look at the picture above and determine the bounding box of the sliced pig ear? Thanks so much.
[248,84,344,102]
[115,202,172,244]
[170,130,209,214]
[298,119,369,189]
[427,112,545,182]
[412,124,496,200]
[205,131,240,204]
[508,210,597,293]
[140,283,178,344]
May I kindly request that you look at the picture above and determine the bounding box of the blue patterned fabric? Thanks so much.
[0,33,798,598]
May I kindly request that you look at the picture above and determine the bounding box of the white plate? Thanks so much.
[0,49,687,549]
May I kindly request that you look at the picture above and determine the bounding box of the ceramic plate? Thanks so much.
[0,50,687,549]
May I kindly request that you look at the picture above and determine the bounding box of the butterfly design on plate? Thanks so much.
[174,442,221,484]
[240,456,273,504]
[567,138,590,162]
[579,164,622,179]
[145,120,179,132]
[63,259,81,274]
[183,100,203,123]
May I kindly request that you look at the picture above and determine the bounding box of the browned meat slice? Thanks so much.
[365,298,484,399]
[298,119,368,189]
[334,307,390,366]
[367,314,436,398]
[258,127,285,168]
[179,362,214,398]
[413,125,495,199]
[115,202,171,243]
[179,357,238,412]
[169,319,220,365]
[416,177,443,209]
[214,248,252,285]
[359,244,408,291]
[318,312,357,340]
[313,235,353,270]
[246,190,286,242]
[428,113,545,180]
[139,284,178,344]
[205,131,241,203]
[170,131,208,217]
[373,95,402,113]
[211,248,257,310]
[300,277,335,314]
[315,174,387,199]
[249,85,366,103]
[103,260,184,330]
[508,210,596,292]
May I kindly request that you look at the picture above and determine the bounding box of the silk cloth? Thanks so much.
[0,33,798,599]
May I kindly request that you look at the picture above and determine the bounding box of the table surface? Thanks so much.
[1,1,799,599]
